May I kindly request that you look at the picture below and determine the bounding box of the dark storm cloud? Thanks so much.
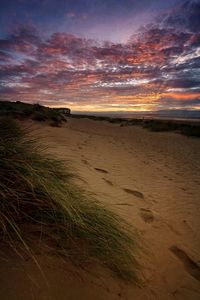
[166,79,200,89]
[0,50,12,63]
[0,25,41,58]
[159,96,200,108]
[162,0,200,33]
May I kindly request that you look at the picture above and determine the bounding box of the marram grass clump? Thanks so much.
[0,117,139,281]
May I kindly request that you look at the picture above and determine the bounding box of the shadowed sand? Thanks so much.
[1,117,200,300]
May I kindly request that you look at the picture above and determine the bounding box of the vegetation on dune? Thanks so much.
[142,119,200,137]
[0,101,69,126]
[0,117,139,281]
[72,114,200,138]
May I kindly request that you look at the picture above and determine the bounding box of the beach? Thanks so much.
[1,117,200,300]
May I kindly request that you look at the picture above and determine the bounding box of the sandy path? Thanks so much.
[1,118,200,300]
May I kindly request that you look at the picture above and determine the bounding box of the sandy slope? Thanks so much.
[1,117,200,300]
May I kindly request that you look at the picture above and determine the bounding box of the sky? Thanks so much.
[0,0,200,112]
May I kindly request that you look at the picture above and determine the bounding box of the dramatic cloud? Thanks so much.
[162,0,200,33]
[0,0,200,111]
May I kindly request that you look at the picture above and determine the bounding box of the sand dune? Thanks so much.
[1,117,200,300]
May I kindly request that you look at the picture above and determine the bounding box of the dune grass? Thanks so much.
[0,101,68,126]
[0,117,139,281]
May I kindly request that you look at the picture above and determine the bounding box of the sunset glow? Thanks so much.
[0,0,200,112]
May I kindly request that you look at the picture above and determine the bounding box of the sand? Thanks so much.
[1,117,200,300]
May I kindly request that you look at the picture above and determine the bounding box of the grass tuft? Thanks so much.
[0,117,139,281]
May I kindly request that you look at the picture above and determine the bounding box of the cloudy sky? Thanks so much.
[0,0,200,112]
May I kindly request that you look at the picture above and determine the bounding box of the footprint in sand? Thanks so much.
[140,208,154,223]
[123,188,144,199]
[82,159,89,165]
[182,220,194,232]
[94,168,109,174]
[102,178,113,186]
[170,245,200,281]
